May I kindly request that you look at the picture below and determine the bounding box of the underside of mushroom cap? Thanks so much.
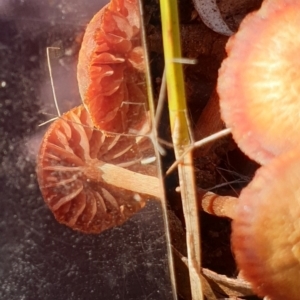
[36,105,156,233]
[217,0,300,164]
[232,147,300,299]
[77,0,148,134]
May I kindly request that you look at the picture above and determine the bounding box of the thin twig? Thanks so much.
[46,47,61,117]
[167,128,232,175]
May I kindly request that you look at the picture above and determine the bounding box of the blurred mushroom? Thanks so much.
[233,147,300,300]
[217,0,300,164]
[36,105,160,233]
[77,0,148,134]
[199,148,300,300]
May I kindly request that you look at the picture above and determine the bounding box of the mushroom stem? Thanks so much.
[197,189,238,219]
[99,162,162,199]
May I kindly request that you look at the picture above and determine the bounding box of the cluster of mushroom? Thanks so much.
[36,0,161,234]
[214,0,300,299]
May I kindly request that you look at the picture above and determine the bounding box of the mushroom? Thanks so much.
[217,0,300,164]
[199,148,300,300]
[77,0,148,134]
[36,105,161,233]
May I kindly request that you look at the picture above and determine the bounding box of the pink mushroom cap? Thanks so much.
[218,0,300,164]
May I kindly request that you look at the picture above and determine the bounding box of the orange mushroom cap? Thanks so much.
[36,105,159,233]
[232,147,300,299]
[217,0,300,164]
[77,0,148,134]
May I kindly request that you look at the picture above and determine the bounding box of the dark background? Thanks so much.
[0,0,174,299]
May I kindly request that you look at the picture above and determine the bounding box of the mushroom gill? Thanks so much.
[77,0,148,134]
[36,105,160,233]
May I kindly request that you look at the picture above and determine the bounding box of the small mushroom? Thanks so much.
[199,148,300,300]
[217,0,300,164]
[77,0,148,134]
[36,105,160,233]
